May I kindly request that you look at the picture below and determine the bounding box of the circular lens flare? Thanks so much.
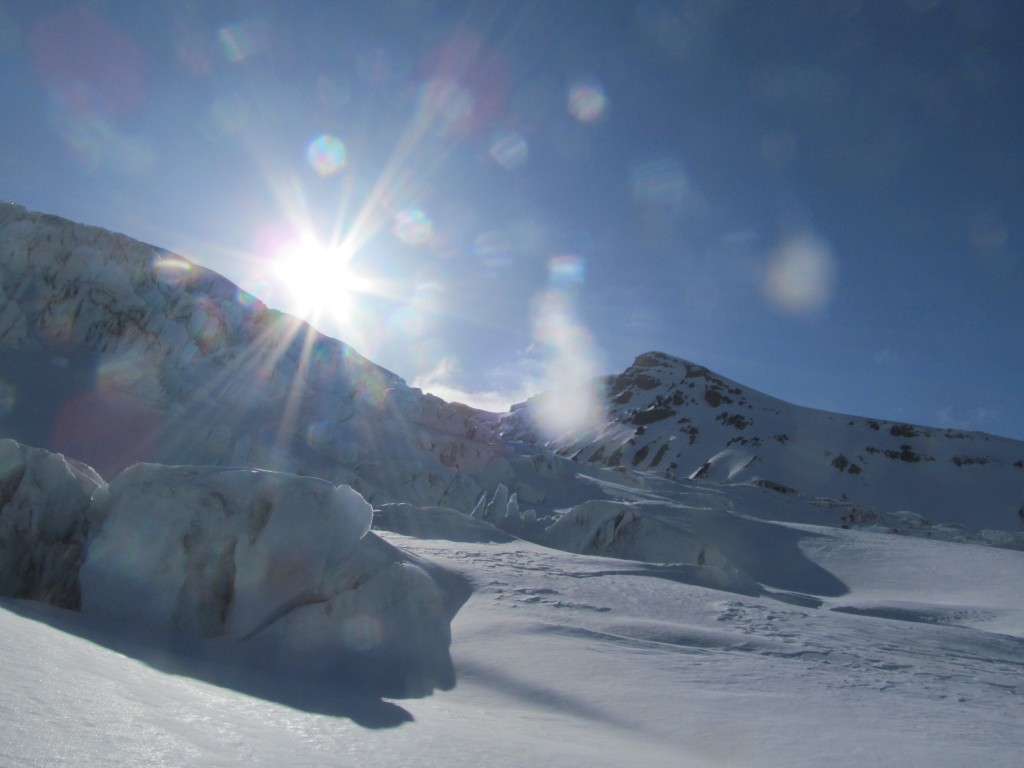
[764,233,837,314]
[393,207,433,246]
[307,134,348,177]
[568,80,607,123]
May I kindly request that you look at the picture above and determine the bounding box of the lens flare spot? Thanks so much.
[0,379,15,417]
[187,297,227,353]
[153,254,195,283]
[307,134,348,177]
[218,18,270,63]
[394,207,433,246]
[568,80,607,123]
[530,286,606,440]
[548,254,585,288]
[764,233,837,314]
[490,129,528,170]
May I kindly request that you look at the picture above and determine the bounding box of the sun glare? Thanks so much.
[272,237,363,321]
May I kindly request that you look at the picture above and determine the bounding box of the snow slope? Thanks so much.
[0,202,511,509]
[0,442,469,699]
[2,204,1024,765]
[4,204,1024,536]
[3,512,1023,767]
[501,351,1024,531]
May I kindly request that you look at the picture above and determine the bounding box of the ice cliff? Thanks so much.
[0,440,467,697]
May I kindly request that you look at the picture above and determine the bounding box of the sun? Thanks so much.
[271,236,365,322]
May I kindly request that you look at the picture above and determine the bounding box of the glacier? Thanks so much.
[2,203,1024,766]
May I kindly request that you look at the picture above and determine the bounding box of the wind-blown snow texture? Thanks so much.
[2,204,1024,766]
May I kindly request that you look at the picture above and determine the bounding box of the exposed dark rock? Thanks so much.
[650,443,669,468]
[632,444,650,466]
[951,456,989,467]
[632,407,675,426]
[726,436,762,447]
[866,445,935,463]
[715,412,751,430]
[753,479,798,495]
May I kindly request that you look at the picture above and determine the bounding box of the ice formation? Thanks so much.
[0,439,102,608]
[80,462,465,695]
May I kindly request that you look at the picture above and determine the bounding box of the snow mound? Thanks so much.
[0,439,102,608]
[79,463,467,696]
[538,500,757,592]
[374,502,516,543]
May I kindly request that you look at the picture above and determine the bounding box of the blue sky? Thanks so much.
[2,0,1022,439]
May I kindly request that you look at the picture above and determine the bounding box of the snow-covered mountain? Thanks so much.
[3,204,1024,766]
[502,350,1024,532]
[0,202,511,509]
[4,203,1022,538]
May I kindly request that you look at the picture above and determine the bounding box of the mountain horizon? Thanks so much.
[3,202,1023,534]
[2,201,1024,766]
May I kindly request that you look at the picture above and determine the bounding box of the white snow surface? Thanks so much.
[3,507,1024,767]
[2,205,1024,765]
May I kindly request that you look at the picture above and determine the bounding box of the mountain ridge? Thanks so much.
[502,349,1024,531]
[2,202,1022,535]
